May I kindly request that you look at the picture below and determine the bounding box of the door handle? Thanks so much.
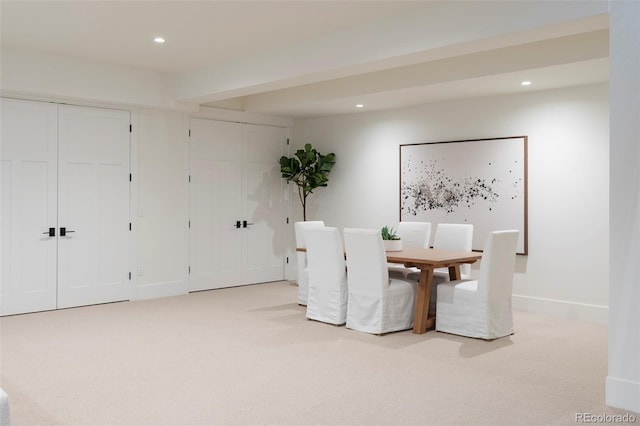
[60,227,75,237]
[242,220,254,228]
[235,220,241,229]
[42,227,55,237]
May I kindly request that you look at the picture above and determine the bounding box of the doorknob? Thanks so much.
[60,227,75,237]
[42,227,55,237]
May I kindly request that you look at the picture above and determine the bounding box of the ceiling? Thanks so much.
[0,1,610,119]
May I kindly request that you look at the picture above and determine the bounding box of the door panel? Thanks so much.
[242,124,286,284]
[0,99,58,315]
[189,119,242,291]
[57,105,131,308]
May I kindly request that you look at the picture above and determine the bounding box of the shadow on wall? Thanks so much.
[246,168,287,256]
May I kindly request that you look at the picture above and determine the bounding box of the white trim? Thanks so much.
[606,377,640,414]
[283,127,295,282]
[182,112,192,296]
[129,109,139,302]
[191,106,294,128]
[135,280,188,300]
[512,294,608,324]
[0,92,144,114]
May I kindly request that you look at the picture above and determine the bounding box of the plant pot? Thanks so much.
[383,239,403,251]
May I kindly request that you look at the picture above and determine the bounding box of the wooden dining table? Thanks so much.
[297,245,482,334]
[385,248,482,334]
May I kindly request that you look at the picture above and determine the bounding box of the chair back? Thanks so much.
[294,221,325,275]
[433,223,474,276]
[343,228,389,295]
[306,227,346,289]
[397,221,431,248]
[294,220,325,249]
[477,230,519,304]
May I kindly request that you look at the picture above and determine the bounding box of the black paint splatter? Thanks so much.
[401,158,500,215]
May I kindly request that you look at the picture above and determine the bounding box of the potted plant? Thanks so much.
[381,226,403,251]
[279,143,336,221]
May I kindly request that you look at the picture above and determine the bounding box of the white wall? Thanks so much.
[135,109,190,299]
[293,83,609,323]
[607,0,640,414]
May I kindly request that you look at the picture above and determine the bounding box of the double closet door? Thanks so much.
[1,98,131,316]
[189,118,287,291]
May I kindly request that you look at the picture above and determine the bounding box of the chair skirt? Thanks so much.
[306,283,348,325]
[435,280,514,339]
[346,278,415,334]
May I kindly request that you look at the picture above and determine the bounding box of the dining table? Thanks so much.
[385,248,482,334]
[296,245,482,334]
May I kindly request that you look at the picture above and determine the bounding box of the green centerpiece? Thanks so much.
[381,226,403,251]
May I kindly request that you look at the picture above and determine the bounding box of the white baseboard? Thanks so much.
[512,294,608,324]
[135,280,188,300]
[606,376,640,414]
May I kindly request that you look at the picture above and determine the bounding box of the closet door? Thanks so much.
[188,119,286,291]
[0,99,58,315]
[1,100,132,315]
[189,119,243,291]
[56,105,131,308]
[242,124,286,284]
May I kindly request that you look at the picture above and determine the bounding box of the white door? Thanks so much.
[0,99,131,315]
[189,119,286,291]
[242,124,286,284]
[57,105,131,308]
[189,119,243,291]
[0,99,58,315]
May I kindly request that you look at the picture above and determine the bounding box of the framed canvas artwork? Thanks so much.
[400,136,528,254]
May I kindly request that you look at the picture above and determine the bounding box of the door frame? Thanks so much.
[187,108,293,289]
[0,96,138,312]
[129,108,139,301]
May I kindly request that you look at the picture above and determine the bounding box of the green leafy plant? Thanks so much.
[381,226,400,241]
[279,143,336,221]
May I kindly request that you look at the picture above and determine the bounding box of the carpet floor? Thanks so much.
[0,281,634,425]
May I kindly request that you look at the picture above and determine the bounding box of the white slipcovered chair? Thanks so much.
[405,223,473,280]
[422,223,474,314]
[435,230,519,339]
[432,223,474,280]
[387,221,431,278]
[305,227,348,325]
[343,228,416,335]
[294,220,325,305]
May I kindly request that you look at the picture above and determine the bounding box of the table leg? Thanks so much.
[413,267,434,334]
[448,265,461,281]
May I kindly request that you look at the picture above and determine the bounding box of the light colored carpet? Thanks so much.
[0,281,634,425]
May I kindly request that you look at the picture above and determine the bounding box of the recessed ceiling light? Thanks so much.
[355,104,364,108]
[154,37,166,44]
[521,81,532,86]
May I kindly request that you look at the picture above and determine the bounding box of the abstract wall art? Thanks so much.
[400,136,528,254]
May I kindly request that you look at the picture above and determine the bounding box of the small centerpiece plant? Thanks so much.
[381,226,403,251]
